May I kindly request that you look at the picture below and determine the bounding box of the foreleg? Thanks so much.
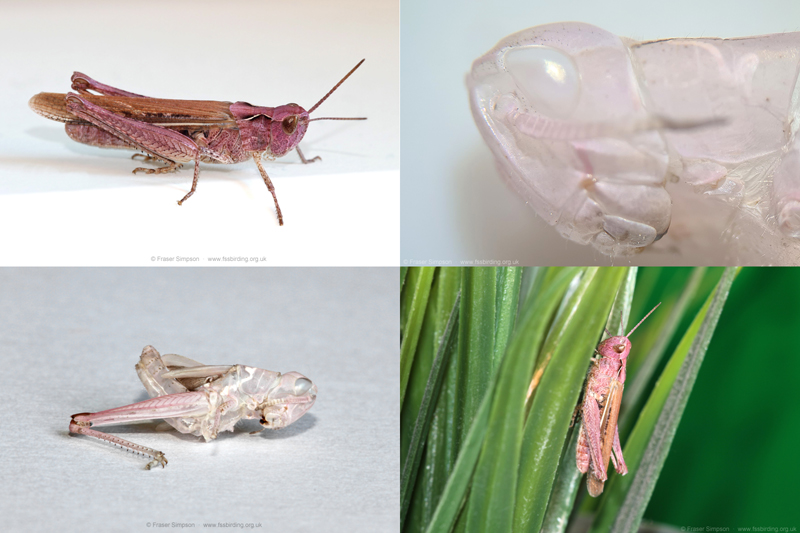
[253,152,284,226]
[295,145,321,164]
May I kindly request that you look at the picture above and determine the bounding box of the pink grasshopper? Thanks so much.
[576,303,660,496]
[29,61,366,225]
[69,346,317,469]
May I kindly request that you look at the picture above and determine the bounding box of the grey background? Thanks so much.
[0,268,398,532]
[401,0,800,265]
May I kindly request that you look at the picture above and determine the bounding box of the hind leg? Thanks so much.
[70,72,149,98]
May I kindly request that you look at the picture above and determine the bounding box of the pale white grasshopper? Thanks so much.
[69,346,317,469]
[468,23,800,262]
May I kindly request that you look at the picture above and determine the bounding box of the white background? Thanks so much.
[0,0,399,266]
[0,268,398,532]
[401,0,800,266]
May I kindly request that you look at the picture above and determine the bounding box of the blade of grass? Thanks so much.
[539,423,583,533]
[464,268,581,532]
[513,267,628,533]
[493,268,523,369]
[402,269,461,471]
[517,267,541,319]
[607,268,638,336]
[402,284,439,472]
[440,272,469,505]
[402,293,461,529]
[454,268,497,451]
[520,270,585,409]
[620,267,706,431]
[424,268,582,533]
[401,267,436,406]
[588,267,739,533]
[405,268,463,532]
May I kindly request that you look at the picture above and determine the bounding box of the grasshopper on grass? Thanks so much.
[576,303,659,496]
[69,346,317,469]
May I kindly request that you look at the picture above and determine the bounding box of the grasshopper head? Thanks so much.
[269,104,310,156]
[259,371,317,429]
[600,336,632,360]
[229,61,364,158]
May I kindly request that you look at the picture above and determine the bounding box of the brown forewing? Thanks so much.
[30,93,237,128]
[586,378,624,497]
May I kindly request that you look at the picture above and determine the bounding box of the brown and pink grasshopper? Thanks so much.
[69,346,317,469]
[29,61,366,225]
[576,303,660,496]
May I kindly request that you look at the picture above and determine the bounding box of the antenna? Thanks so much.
[626,302,661,338]
[308,116,367,122]
[308,59,365,114]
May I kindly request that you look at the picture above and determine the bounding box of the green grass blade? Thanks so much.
[454,268,498,451]
[607,267,638,335]
[517,267,541,318]
[424,268,581,533]
[588,267,739,533]
[620,268,706,431]
[493,267,523,370]
[440,272,469,500]
[401,293,462,529]
[424,367,494,533]
[402,269,461,470]
[401,267,436,406]
[402,283,439,472]
[405,268,463,532]
[464,268,582,533]
[539,424,583,533]
[513,267,628,533]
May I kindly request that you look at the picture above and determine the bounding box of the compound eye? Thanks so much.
[282,115,298,134]
[502,45,580,119]
[614,344,625,354]
[294,377,312,396]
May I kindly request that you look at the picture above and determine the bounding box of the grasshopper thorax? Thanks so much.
[229,102,309,156]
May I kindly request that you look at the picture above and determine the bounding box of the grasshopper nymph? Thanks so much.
[69,346,317,469]
[575,303,659,496]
